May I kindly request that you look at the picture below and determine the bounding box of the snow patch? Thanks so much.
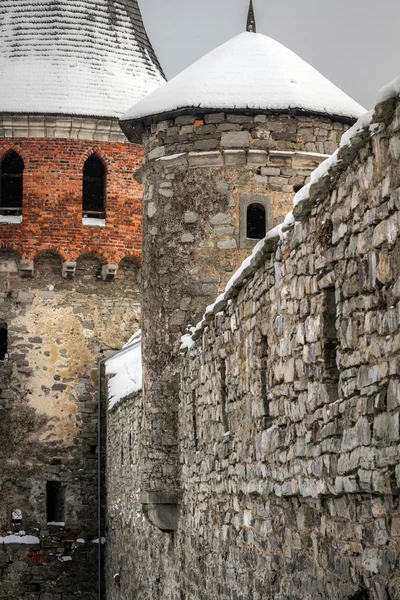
[0,215,22,224]
[123,32,365,122]
[0,535,39,545]
[82,218,106,228]
[106,338,142,410]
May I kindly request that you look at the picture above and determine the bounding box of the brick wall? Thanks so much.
[0,138,143,264]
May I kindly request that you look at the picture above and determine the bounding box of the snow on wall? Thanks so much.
[123,32,365,122]
[0,0,165,118]
[181,77,396,350]
[106,337,142,410]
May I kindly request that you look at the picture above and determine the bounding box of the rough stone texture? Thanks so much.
[137,111,350,501]
[108,99,400,598]
[106,391,178,600]
[0,135,143,264]
[0,252,140,599]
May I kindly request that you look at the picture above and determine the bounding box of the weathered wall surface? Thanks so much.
[179,97,400,599]
[106,391,178,600]
[109,97,400,598]
[138,111,350,498]
[0,251,140,599]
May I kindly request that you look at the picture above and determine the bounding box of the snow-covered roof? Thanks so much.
[0,0,165,119]
[106,334,142,410]
[122,32,365,124]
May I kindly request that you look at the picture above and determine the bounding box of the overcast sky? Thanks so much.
[140,0,400,111]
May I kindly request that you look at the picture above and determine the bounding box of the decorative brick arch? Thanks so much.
[117,252,141,268]
[30,246,69,262]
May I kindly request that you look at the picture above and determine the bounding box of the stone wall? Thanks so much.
[106,391,178,600]
[178,97,400,599]
[109,95,400,598]
[136,110,350,500]
[0,251,140,599]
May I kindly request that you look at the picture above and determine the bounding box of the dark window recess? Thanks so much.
[260,336,270,419]
[322,287,340,383]
[82,155,106,219]
[220,361,229,432]
[192,390,198,451]
[0,151,24,216]
[11,508,22,525]
[46,481,65,523]
[247,203,266,239]
[0,324,8,361]
[293,184,304,193]
[348,590,369,600]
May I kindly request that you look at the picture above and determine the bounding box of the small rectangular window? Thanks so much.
[192,390,198,451]
[0,324,8,361]
[220,360,229,432]
[46,481,65,524]
[322,287,339,383]
[260,336,270,418]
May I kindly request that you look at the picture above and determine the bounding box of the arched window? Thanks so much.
[82,155,106,220]
[11,508,23,525]
[0,151,24,215]
[247,203,266,240]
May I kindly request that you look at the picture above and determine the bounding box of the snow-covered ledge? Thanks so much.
[82,217,106,228]
[0,215,22,224]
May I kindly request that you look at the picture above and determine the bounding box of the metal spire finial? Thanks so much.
[246,0,256,33]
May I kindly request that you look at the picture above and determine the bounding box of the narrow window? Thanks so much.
[247,203,266,239]
[82,155,105,219]
[0,151,24,215]
[46,481,65,524]
[192,390,198,451]
[220,361,229,432]
[322,287,339,384]
[260,336,270,419]
[0,324,7,361]
[11,508,23,526]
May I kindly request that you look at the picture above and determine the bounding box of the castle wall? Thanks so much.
[138,111,350,498]
[0,136,143,263]
[106,391,178,600]
[178,97,400,599]
[108,96,400,599]
[0,251,140,599]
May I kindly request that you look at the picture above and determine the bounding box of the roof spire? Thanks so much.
[246,0,256,33]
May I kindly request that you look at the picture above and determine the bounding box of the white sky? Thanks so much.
[141,0,400,110]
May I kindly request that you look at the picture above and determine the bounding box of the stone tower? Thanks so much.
[0,2,163,598]
[120,25,365,526]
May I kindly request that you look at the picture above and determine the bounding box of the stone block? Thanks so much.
[221,131,250,148]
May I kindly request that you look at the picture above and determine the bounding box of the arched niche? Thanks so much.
[75,254,103,280]
[34,251,63,279]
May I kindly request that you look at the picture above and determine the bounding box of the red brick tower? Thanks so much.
[0,2,164,598]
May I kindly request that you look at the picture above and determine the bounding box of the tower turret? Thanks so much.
[121,29,365,527]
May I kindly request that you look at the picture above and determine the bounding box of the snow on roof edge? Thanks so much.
[181,82,399,351]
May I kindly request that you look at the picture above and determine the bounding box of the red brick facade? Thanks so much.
[0,139,143,265]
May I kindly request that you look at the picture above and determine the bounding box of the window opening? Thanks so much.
[46,481,65,524]
[293,184,304,193]
[0,151,24,216]
[11,508,22,525]
[322,287,339,384]
[247,203,266,239]
[82,155,105,219]
[0,324,8,361]
[220,361,229,432]
[348,590,369,600]
[192,390,198,451]
[260,336,270,419]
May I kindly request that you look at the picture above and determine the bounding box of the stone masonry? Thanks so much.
[107,93,400,598]
[123,109,352,510]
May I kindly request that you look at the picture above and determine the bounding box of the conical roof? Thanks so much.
[122,32,365,123]
[0,0,165,118]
